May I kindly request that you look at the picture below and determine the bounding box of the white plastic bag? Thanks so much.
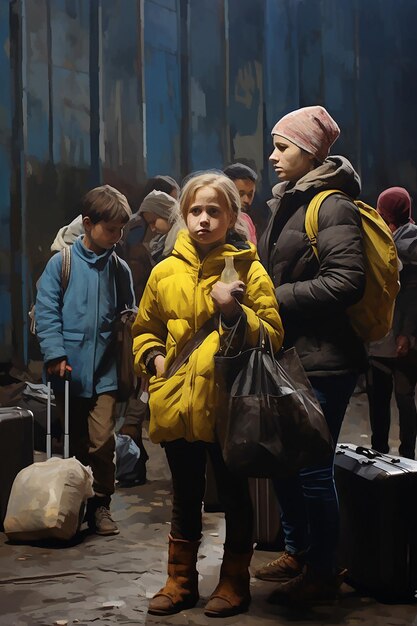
[4,457,94,541]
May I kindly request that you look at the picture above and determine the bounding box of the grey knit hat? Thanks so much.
[138,190,179,222]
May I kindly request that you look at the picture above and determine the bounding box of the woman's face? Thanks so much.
[186,186,235,255]
[270,136,315,182]
[142,211,171,234]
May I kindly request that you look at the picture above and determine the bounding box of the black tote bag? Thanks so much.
[214,324,334,478]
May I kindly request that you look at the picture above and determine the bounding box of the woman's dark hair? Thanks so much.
[139,175,180,206]
[81,185,132,224]
[223,162,258,183]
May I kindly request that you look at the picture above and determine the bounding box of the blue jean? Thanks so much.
[272,373,357,575]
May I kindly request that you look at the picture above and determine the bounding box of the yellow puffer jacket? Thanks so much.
[132,230,284,444]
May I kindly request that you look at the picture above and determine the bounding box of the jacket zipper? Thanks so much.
[92,267,100,395]
[187,261,204,440]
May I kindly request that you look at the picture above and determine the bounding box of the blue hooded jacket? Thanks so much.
[35,236,134,397]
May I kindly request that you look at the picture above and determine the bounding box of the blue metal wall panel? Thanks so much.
[296,0,323,106]
[101,0,145,207]
[144,0,178,52]
[263,0,299,192]
[150,0,176,11]
[25,0,50,161]
[50,0,89,72]
[188,0,226,172]
[391,0,417,205]
[321,0,358,169]
[356,0,417,202]
[228,0,264,177]
[50,0,90,167]
[357,0,389,200]
[144,0,181,180]
[0,1,12,360]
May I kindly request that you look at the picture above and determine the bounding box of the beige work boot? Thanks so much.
[254,550,305,582]
[94,506,120,536]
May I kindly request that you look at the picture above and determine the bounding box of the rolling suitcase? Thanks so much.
[0,407,34,529]
[203,459,283,550]
[203,453,224,513]
[4,370,94,541]
[249,478,283,550]
[335,443,417,601]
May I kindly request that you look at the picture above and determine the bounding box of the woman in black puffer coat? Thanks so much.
[256,106,367,606]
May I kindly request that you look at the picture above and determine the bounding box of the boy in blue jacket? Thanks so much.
[36,185,135,535]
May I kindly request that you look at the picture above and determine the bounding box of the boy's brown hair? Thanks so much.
[81,185,132,224]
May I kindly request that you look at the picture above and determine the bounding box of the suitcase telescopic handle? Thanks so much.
[63,366,72,459]
[46,366,72,459]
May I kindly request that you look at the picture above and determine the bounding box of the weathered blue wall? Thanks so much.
[0,1,13,360]
[1,0,417,363]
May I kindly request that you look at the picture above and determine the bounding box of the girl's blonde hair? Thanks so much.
[179,172,250,241]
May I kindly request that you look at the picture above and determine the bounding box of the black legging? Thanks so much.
[164,438,253,553]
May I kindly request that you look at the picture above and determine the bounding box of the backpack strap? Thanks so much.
[305,189,348,257]
[112,252,136,312]
[61,247,71,293]
[164,316,218,379]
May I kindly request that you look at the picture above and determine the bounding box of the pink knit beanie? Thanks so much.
[271,106,340,163]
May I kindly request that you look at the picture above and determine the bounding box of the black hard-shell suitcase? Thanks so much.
[0,407,34,528]
[4,371,89,541]
[335,443,417,601]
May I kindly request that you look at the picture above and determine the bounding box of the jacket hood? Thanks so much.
[269,155,361,206]
[171,229,258,272]
[72,235,115,268]
[393,223,417,264]
[50,214,84,252]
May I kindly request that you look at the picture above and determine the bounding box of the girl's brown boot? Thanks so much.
[204,547,253,617]
[148,534,200,615]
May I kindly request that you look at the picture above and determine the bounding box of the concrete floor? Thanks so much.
[1,389,417,626]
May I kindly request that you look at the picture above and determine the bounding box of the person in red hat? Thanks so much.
[367,186,417,459]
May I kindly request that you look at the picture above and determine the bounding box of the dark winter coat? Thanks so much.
[392,223,417,338]
[117,213,154,304]
[258,156,367,376]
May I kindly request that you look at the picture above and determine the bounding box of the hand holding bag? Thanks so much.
[215,324,334,478]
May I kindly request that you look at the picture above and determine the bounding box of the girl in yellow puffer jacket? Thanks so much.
[132,172,283,618]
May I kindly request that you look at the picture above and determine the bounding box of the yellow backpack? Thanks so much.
[305,189,400,342]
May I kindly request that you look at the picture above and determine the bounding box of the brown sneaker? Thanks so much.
[254,551,305,582]
[267,567,347,606]
[94,506,120,536]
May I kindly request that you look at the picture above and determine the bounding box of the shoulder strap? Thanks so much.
[164,317,218,379]
[60,247,71,293]
[305,189,348,256]
[112,252,127,311]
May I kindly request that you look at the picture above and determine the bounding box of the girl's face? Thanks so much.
[186,186,236,255]
[82,217,125,254]
[142,211,171,235]
[270,136,315,182]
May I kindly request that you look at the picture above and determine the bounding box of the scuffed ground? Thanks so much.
[1,390,417,625]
